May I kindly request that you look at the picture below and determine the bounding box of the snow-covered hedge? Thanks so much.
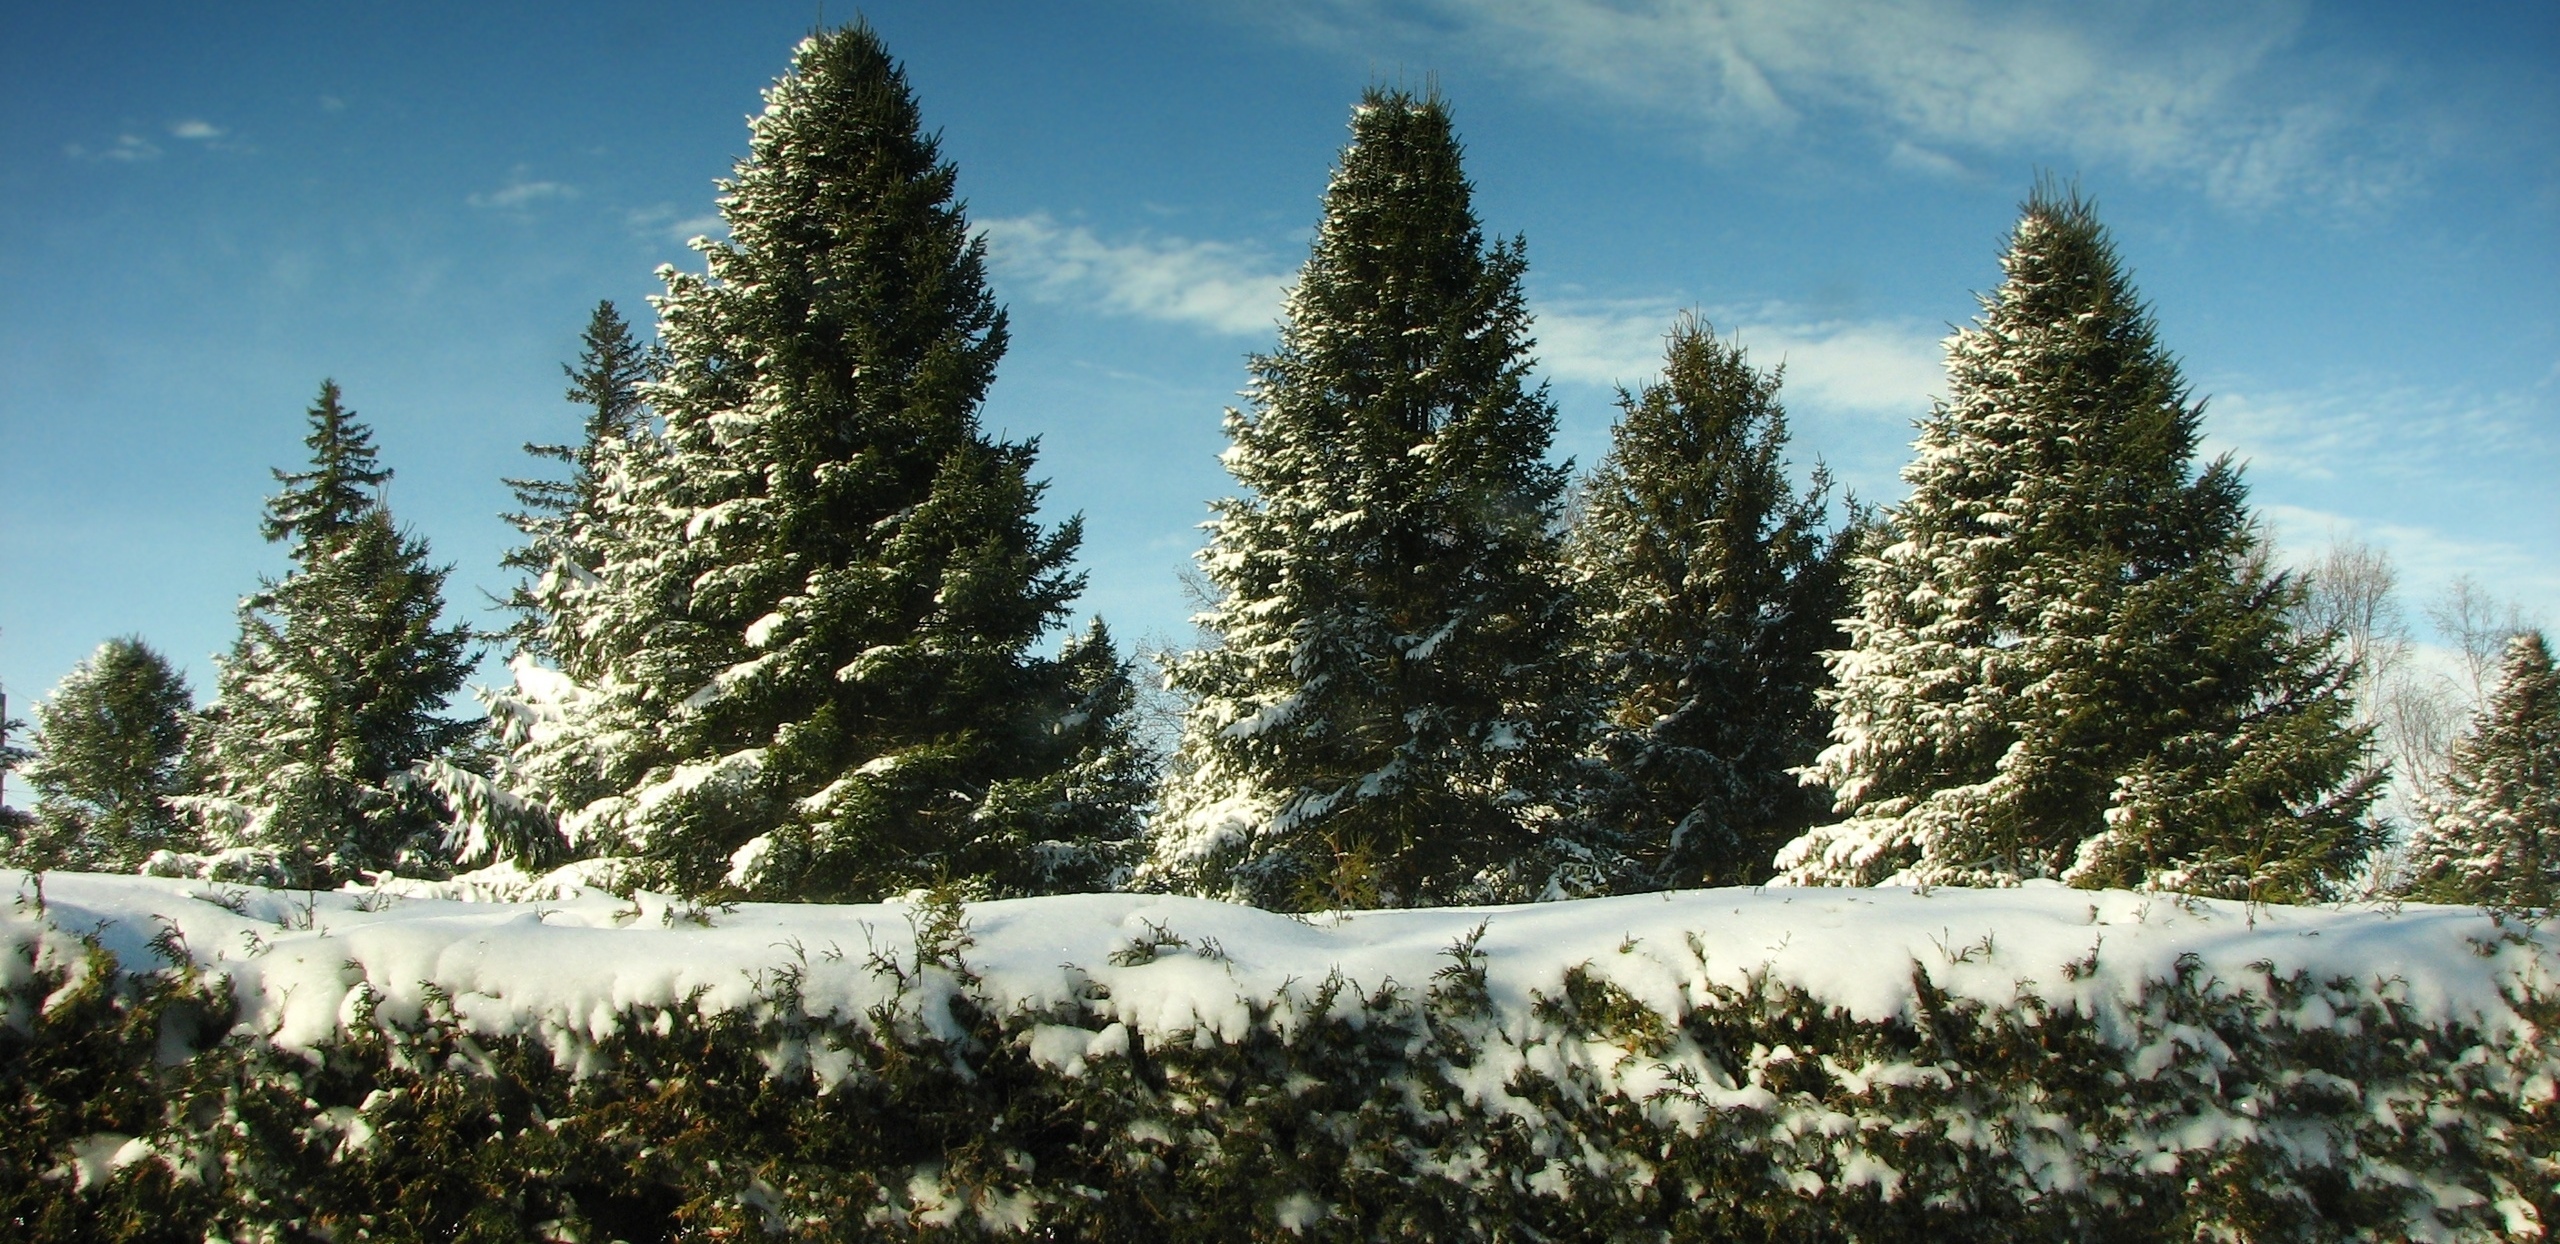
[6,871,2554,1241]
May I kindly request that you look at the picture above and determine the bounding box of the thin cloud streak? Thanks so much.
[626,203,727,244]
[67,134,163,162]
[2202,381,2552,485]
[467,179,577,211]
[981,214,1292,337]
[1534,300,1944,415]
[1239,0,2421,208]
[986,217,1946,416]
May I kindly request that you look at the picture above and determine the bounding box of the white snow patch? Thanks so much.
[6,874,2548,1074]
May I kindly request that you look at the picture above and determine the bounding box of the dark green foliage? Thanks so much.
[11,897,2550,1241]
[0,684,31,834]
[260,380,390,559]
[1571,318,1856,888]
[970,618,1156,894]
[1152,90,1605,909]
[1788,186,2383,898]
[191,383,474,885]
[2409,631,2560,911]
[9,639,199,872]
[498,299,657,663]
[564,26,1098,903]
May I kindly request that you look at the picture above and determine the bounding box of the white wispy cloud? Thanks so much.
[1533,299,1944,415]
[2201,381,2549,485]
[1241,0,2419,208]
[169,119,224,141]
[981,214,1294,337]
[984,216,1946,414]
[67,134,163,162]
[2257,502,2558,631]
[468,178,577,211]
[625,203,728,244]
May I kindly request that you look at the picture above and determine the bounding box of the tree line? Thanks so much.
[2,25,2550,913]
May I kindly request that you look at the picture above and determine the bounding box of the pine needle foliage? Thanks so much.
[1781,186,2382,899]
[11,892,2553,1241]
[187,382,474,886]
[259,380,390,559]
[496,299,657,664]
[516,26,1098,901]
[2407,631,2560,912]
[8,638,199,872]
[1148,90,1608,910]
[1571,317,1855,888]
[0,691,29,841]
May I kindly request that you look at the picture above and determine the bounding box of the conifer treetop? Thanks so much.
[1782,184,2378,898]
[534,24,1092,901]
[660,22,1006,472]
[1150,88,1599,909]
[2408,629,2560,911]
[1571,316,1850,889]
[1243,88,1553,500]
[263,379,391,555]
[12,636,198,872]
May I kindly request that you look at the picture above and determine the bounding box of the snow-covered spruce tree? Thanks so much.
[1569,317,1854,889]
[0,682,31,843]
[1779,187,2381,901]
[495,299,656,664]
[416,301,666,871]
[2406,630,2560,911]
[187,381,474,885]
[975,618,1155,893]
[510,26,1098,901]
[1146,90,1609,910]
[7,638,199,872]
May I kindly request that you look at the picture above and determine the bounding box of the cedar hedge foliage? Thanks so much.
[7,885,2556,1242]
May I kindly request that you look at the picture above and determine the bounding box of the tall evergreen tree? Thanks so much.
[2405,631,2560,911]
[0,680,28,834]
[1779,186,2380,901]
[1,677,40,848]
[263,380,391,557]
[421,303,664,873]
[187,382,475,885]
[7,638,199,872]
[1570,318,1855,889]
[488,27,1100,901]
[496,300,657,662]
[1145,90,1609,910]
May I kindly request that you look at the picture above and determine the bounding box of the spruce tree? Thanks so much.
[1,680,41,852]
[1779,186,2380,901]
[1145,90,1608,910]
[496,300,656,663]
[263,379,390,556]
[504,26,1097,901]
[8,638,199,872]
[423,302,663,871]
[2406,631,2560,911]
[188,382,475,885]
[975,618,1155,893]
[1570,318,1854,889]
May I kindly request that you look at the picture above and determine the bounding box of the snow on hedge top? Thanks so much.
[7,869,2550,1057]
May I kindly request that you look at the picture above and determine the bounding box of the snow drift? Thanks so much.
[8,870,2556,1241]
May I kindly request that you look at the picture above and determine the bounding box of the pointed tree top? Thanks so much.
[263,379,391,552]
[1294,88,1490,346]
[1989,179,2154,339]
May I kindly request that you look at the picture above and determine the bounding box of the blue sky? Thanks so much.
[3,0,2554,715]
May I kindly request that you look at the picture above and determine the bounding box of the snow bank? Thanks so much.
[14,871,2543,1057]
[9,870,2555,1241]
